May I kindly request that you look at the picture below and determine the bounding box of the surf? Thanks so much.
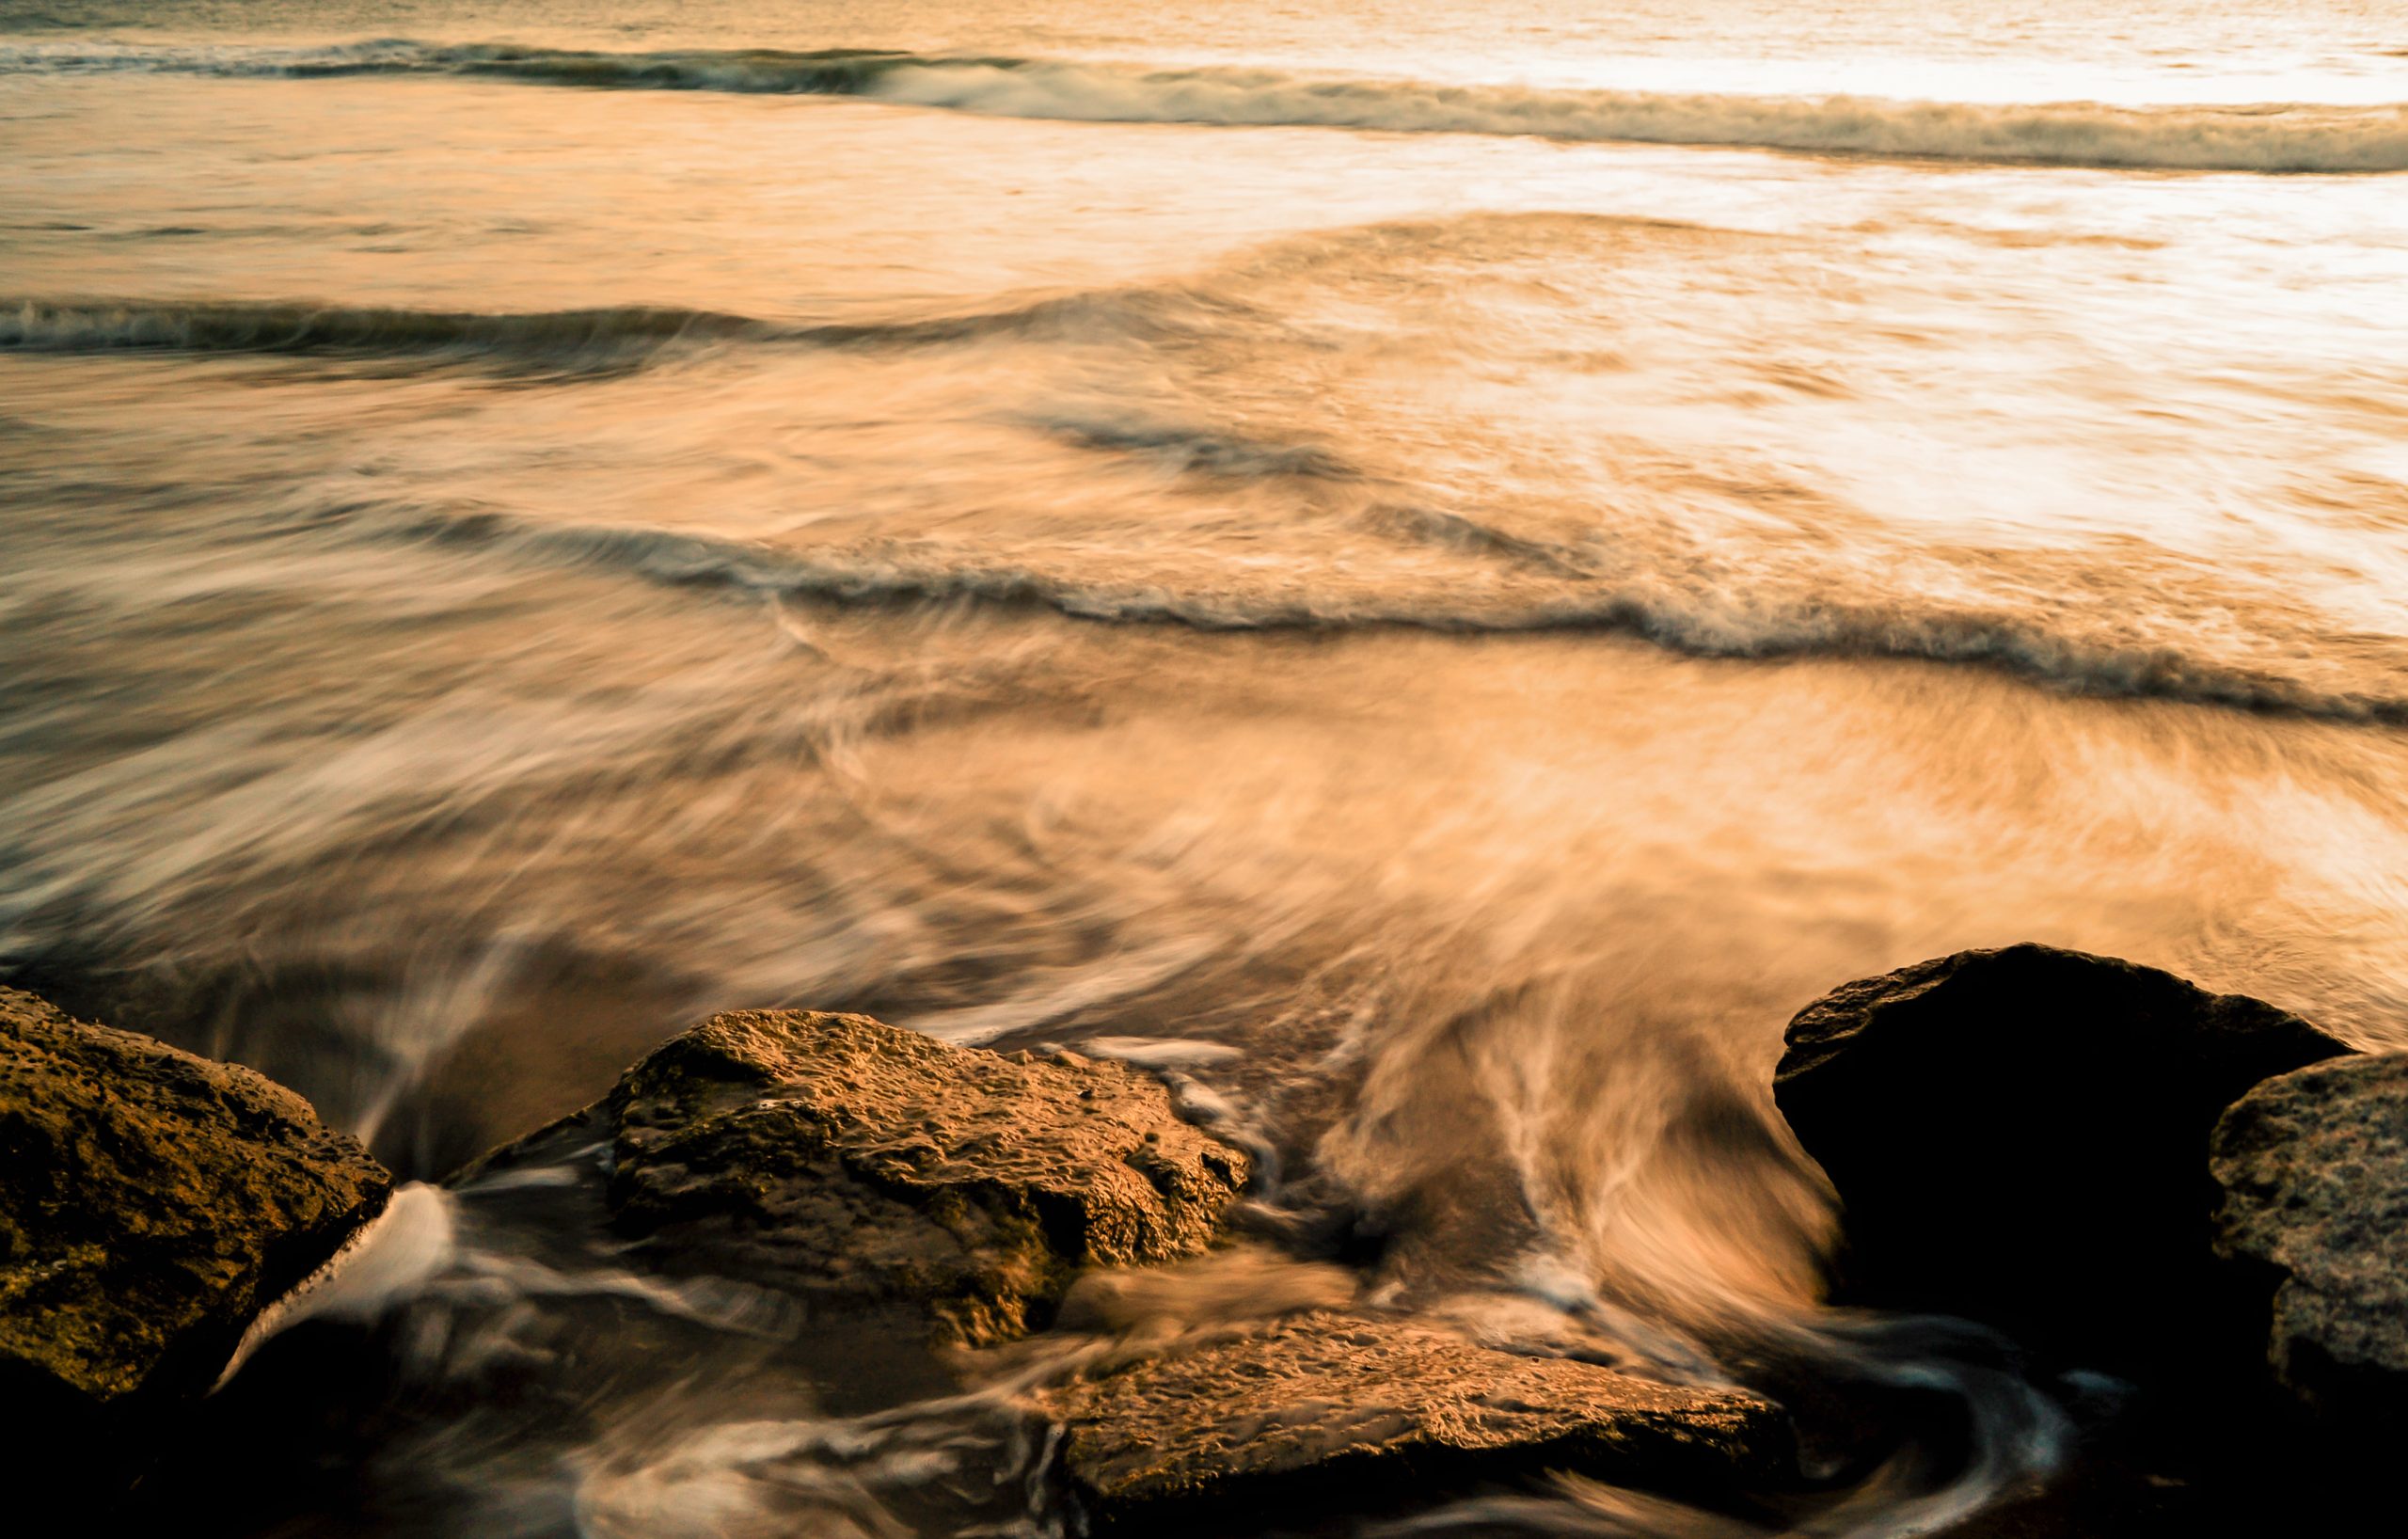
[278,496,2408,731]
[7,39,2405,172]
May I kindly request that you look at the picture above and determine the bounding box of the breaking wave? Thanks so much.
[305,500,2408,727]
[6,39,2404,172]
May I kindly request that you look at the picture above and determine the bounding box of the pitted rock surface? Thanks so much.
[1035,1309,1784,1533]
[594,1010,1251,1343]
[2212,1052,2408,1423]
[0,986,392,1410]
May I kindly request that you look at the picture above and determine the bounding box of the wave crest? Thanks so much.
[0,298,771,368]
[6,40,2403,172]
[0,287,1238,365]
[302,500,2408,728]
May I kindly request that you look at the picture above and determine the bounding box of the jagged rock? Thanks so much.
[1772,944,2349,1372]
[547,1009,1251,1344]
[0,986,393,1425]
[1035,1309,1786,1534]
[2211,1052,2408,1428]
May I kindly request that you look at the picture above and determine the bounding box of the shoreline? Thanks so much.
[7,944,2399,1534]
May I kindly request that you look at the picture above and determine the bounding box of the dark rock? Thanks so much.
[519,1009,1251,1344]
[0,986,392,1452]
[2210,1052,2408,1429]
[1035,1309,1786,1534]
[1772,944,2349,1374]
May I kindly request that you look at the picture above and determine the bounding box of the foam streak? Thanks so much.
[6,40,2403,171]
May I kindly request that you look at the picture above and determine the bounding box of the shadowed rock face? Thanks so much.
[1772,944,2349,1374]
[580,1009,1252,1344]
[2212,1052,2408,1427]
[1037,1309,1785,1535]
[0,986,392,1417]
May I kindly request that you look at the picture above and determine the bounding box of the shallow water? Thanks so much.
[5,1,2407,1533]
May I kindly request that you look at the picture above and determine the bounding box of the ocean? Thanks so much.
[4,1,2406,1532]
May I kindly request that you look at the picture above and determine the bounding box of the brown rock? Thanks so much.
[1773,944,2349,1374]
[556,1009,1251,1344]
[2211,1052,2408,1427]
[0,986,392,1419]
[1037,1310,1786,1534]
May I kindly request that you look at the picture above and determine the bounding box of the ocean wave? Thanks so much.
[0,289,1234,364]
[0,298,774,367]
[5,40,2403,172]
[304,501,2408,728]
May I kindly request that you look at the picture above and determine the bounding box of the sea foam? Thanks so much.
[6,40,2404,172]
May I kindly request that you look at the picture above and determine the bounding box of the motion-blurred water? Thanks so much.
[5,1,2406,1533]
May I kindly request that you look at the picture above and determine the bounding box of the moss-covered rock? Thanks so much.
[0,986,392,1430]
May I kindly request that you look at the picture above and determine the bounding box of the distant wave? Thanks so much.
[6,40,2404,172]
[0,289,1232,365]
[307,501,2408,728]
[0,299,773,367]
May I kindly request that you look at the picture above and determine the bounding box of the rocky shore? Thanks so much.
[1773,944,2353,1379]
[1771,944,2402,1531]
[0,986,391,1489]
[4,945,2400,1531]
[1038,1309,1783,1533]
[470,1007,1254,1348]
[2210,1050,2408,1439]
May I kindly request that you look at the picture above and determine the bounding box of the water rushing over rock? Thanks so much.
[1037,1309,1785,1534]
[13,957,2408,1535]
[0,987,391,1485]
[485,1007,1252,1344]
[7,0,2408,1533]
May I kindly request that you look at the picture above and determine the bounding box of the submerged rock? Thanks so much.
[550,1009,1251,1344]
[1772,944,2349,1372]
[1036,1309,1785,1534]
[0,987,392,1426]
[2210,1052,2408,1429]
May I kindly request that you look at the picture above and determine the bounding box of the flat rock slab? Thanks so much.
[2212,1052,2408,1425]
[586,1010,1251,1344]
[1773,944,2349,1373]
[0,986,391,1413]
[1037,1310,1785,1534]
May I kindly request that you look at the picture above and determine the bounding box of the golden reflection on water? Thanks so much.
[5,2,2408,1531]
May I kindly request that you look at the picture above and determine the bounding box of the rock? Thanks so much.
[560,1009,1251,1344]
[0,986,392,1428]
[1772,944,2349,1373]
[2210,1052,2408,1428]
[1036,1309,1786,1534]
